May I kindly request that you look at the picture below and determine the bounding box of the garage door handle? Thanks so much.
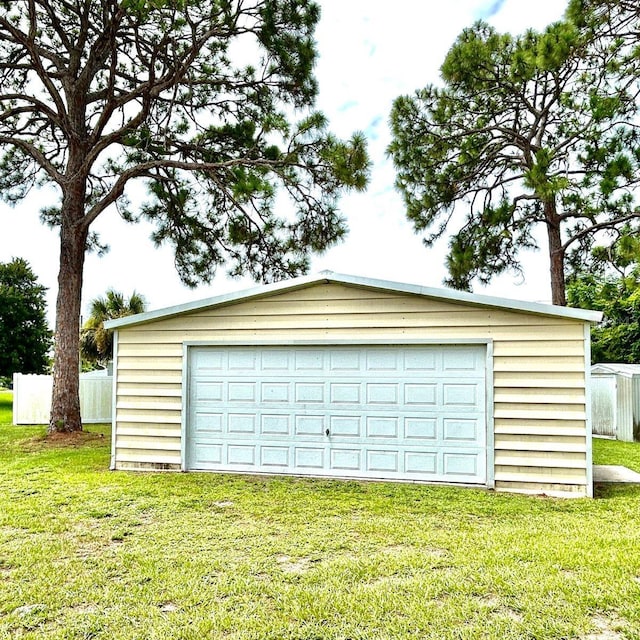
[325,428,330,436]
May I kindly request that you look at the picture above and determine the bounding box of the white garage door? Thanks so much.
[186,344,487,484]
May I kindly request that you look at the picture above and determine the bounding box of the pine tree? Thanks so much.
[0,1,369,432]
[389,9,640,305]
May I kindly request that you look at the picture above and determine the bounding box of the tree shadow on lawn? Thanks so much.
[593,482,640,500]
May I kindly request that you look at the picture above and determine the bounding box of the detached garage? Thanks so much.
[105,272,601,498]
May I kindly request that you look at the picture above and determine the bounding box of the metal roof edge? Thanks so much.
[104,270,603,329]
[591,363,640,376]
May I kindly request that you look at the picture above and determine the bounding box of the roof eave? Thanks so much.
[103,270,603,330]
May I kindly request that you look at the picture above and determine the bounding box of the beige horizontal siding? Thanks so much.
[494,419,587,437]
[117,435,181,451]
[117,425,181,437]
[496,467,587,483]
[117,324,583,344]
[494,355,585,373]
[494,371,585,388]
[115,344,184,358]
[494,404,586,421]
[113,282,591,496]
[116,410,181,424]
[495,434,586,453]
[117,384,182,397]
[492,341,585,357]
[129,313,575,331]
[494,389,586,405]
[117,373,182,385]
[116,449,180,465]
[123,312,581,332]
[495,450,586,469]
[117,356,182,370]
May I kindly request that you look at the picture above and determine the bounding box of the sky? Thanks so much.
[0,0,570,327]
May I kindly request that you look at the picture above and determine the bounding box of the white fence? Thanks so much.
[12,371,113,425]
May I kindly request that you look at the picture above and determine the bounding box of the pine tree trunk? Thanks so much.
[49,199,88,434]
[544,199,566,306]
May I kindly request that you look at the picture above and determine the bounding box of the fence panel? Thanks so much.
[12,372,113,425]
[12,374,53,425]
[79,377,113,423]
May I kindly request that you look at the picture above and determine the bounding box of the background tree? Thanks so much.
[0,258,52,385]
[567,227,640,363]
[80,290,146,369]
[0,1,369,433]
[568,1,639,59]
[388,10,640,306]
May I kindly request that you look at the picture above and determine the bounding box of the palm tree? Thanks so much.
[80,290,146,369]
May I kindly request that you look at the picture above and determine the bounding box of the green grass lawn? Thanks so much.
[0,389,12,424]
[593,437,640,473]
[1,399,640,639]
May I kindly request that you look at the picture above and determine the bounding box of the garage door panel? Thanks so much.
[295,382,325,403]
[295,351,323,371]
[330,383,361,403]
[405,383,437,405]
[405,451,438,474]
[195,381,223,401]
[367,450,399,473]
[228,382,256,402]
[366,350,398,371]
[190,442,222,466]
[261,415,290,435]
[193,349,224,371]
[405,417,437,440]
[443,383,479,407]
[228,444,255,465]
[366,417,399,438]
[443,451,481,476]
[228,414,256,434]
[228,351,256,370]
[187,345,487,484]
[366,383,399,404]
[193,411,223,433]
[404,350,437,371]
[443,348,483,371]
[262,383,290,403]
[295,446,325,468]
[261,446,289,467]
[261,350,290,371]
[330,350,361,371]
[331,448,361,471]
[443,418,480,442]
[330,416,361,437]
[295,415,325,436]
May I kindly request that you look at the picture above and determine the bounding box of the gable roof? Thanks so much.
[104,270,603,330]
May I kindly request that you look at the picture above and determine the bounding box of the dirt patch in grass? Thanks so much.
[276,555,321,574]
[580,614,626,639]
[22,430,105,451]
